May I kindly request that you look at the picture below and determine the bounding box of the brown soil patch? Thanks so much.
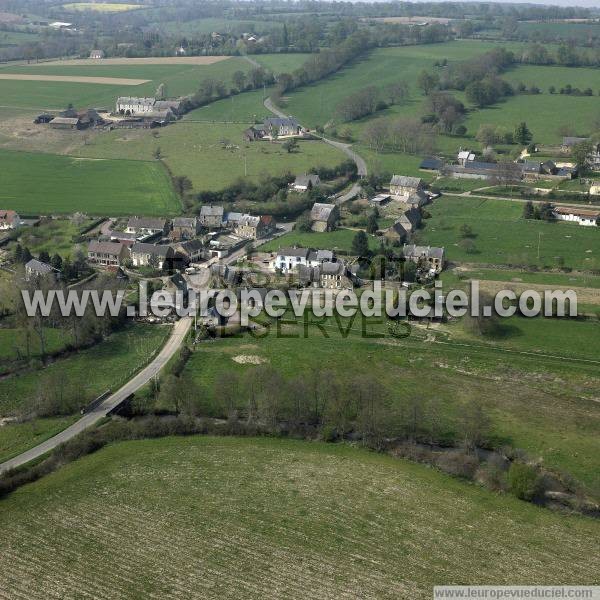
[0,74,149,85]
[33,56,232,66]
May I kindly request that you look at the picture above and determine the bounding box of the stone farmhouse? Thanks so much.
[383,207,422,243]
[233,214,276,240]
[87,241,130,267]
[390,175,424,197]
[171,239,204,264]
[553,206,599,227]
[264,116,303,138]
[402,244,445,274]
[131,243,174,270]
[310,202,338,232]
[170,217,200,241]
[0,210,20,230]
[199,205,224,229]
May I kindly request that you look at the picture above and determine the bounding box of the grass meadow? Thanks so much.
[0,436,597,598]
[62,2,144,11]
[183,315,600,493]
[260,227,381,253]
[0,149,181,215]
[416,196,600,270]
[73,122,346,192]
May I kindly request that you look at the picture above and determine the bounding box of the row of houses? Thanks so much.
[198,206,276,239]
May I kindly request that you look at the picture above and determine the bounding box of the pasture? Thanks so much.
[0,436,598,599]
[416,196,600,270]
[0,149,181,216]
[184,315,600,492]
[72,122,346,192]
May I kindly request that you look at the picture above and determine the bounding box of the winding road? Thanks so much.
[263,96,367,203]
[0,317,192,475]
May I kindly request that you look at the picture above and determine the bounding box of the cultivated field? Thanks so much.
[0,436,597,599]
[0,73,150,85]
[0,149,181,215]
[36,56,231,66]
[62,2,144,11]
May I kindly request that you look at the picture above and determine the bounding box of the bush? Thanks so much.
[436,450,479,479]
[507,462,540,501]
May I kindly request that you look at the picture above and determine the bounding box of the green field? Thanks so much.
[184,315,600,493]
[455,267,600,289]
[260,227,381,253]
[0,149,181,216]
[156,17,283,36]
[72,122,346,192]
[416,196,600,270]
[0,57,250,112]
[0,327,72,371]
[0,436,597,598]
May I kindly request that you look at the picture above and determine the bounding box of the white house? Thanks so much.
[125,217,169,237]
[0,210,20,230]
[116,97,156,115]
[553,206,599,227]
[272,247,334,273]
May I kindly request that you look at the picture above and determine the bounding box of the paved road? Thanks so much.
[263,97,367,203]
[0,317,192,475]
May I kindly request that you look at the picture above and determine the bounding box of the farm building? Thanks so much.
[369,193,391,206]
[292,174,321,192]
[402,244,445,274]
[0,210,20,230]
[553,206,599,227]
[310,202,338,232]
[457,150,476,165]
[199,205,224,229]
[243,125,265,141]
[89,49,105,59]
[87,241,130,267]
[419,157,443,172]
[206,232,246,259]
[382,207,422,243]
[49,117,86,130]
[116,98,182,118]
[390,175,424,197]
[34,113,54,124]
[130,243,174,270]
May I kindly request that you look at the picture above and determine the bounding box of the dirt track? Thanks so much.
[31,56,231,66]
[0,74,150,85]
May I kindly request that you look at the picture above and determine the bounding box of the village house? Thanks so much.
[552,206,599,227]
[272,247,334,273]
[233,214,275,240]
[310,202,338,232]
[125,217,169,238]
[89,49,105,59]
[130,243,174,270]
[292,174,321,192]
[402,244,445,274]
[25,258,57,281]
[457,150,476,166]
[115,97,182,118]
[561,137,600,168]
[171,239,204,264]
[170,217,200,241]
[87,240,130,267]
[390,175,424,197]
[206,232,246,259]
[383,207,422,243]
[319,261,352,289]
[0,210,20,230]
[199,205,224,229]
[407,189,430,208]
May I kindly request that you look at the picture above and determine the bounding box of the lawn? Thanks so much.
[0,323,170,417]
[0,436,597,599]
[184,316,600,493]
[260,227,381,253]
[416,196,600,270]
[0,327,72,372]
[73,122,346,192]
[0,149,181,216]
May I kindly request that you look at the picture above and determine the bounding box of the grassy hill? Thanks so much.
[0,149,181,215]
[0,436,597,599]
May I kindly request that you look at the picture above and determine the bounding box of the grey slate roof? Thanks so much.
[294,174,320,187]
[277,247,311,258]
[172,217,197,228]
[25,258,54,275]
[310,202,335,222]
[265,116,300,128]
[403,244,445,260]
[562,137,588,147]
[88,240,125,255]
[131,243,172,257]
[127,217,167,231]
[200,205,224,217]
[390,175,423,188]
